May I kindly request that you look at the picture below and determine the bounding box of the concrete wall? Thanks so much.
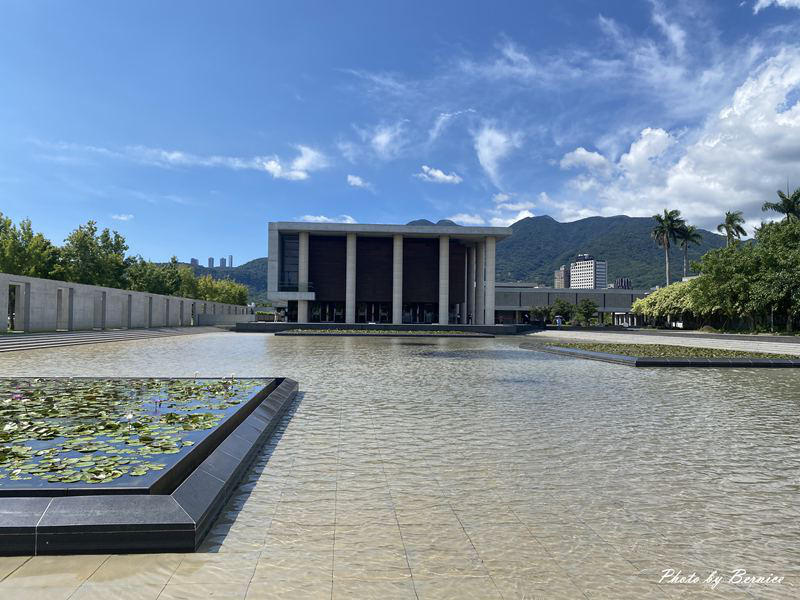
[0,272,251,333]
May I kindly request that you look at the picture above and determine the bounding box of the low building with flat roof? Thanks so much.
[267,221,512,325]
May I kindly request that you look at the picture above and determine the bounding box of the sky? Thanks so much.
[2,0,800,264]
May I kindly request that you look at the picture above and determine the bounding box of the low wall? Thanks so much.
[0,272,251,333]
[197,313,256,327]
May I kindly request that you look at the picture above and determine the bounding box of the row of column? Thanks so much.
[296,234,496,325]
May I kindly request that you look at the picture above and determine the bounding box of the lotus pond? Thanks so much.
[0,377,268,489]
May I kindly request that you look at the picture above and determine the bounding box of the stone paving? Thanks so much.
[530,329,800,357]
[0,333,798,599]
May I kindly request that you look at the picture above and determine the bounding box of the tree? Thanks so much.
[549,298,575,322]
[651,209,685,286]
[716,211,747,247]
[675,224,703,278]
[575,298,598,326]
[0,213,60,279]
[59,221,130,288]
[762,187,800,222]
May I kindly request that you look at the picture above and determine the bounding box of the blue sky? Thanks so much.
[2,0,800,264]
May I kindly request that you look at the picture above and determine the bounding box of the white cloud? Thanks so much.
[428,109,476,143]
[111,213,134,221]
[414,165,463,184]
[447,213,486,225]
[32,141,329,181]
[492,192,512,203]
[346,174,372,190]
[472,125,522,186]
[489,210,534,227]
[559,147,613,175]
[496,201,534,211]
[650,4,686,56]
[754,0,800,12]
[552,48,800,230]
[299,214,357,224]
[363,121,407,159]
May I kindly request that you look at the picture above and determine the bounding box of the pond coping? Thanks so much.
[0,377,298,555]
[522,343,800,368]
[275,332,493,338]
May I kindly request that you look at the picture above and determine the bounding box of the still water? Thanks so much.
[0,331,797,599]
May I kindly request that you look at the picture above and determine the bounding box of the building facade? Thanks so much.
[267,222,511,325]
[208,257,214,268]
[494,283,648,325]
[220,258,227,268]
[570,254,607,289]
[553,265,570,289]
[614,276,632,289]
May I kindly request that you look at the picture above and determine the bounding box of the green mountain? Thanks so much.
[193,215,727,301]
[188,258,270,303]
[496,215,727,289]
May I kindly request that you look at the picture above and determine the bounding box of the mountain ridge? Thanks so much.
[188,214,728,302]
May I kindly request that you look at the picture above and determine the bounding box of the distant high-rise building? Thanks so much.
[614,277,632,289]
[228,255,233,268]
[553,265,570,289]
[190,258,199,267]
[570,253,607,289]
[220,257,227,268]
[208,257,214,268]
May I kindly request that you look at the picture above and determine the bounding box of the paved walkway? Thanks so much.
[529,329,800,356]
[0,327,223,353]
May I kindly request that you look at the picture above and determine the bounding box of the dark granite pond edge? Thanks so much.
[521,343,800,368]
[0,377,298,555]
[0,378,279,498]
[275,332,493,338]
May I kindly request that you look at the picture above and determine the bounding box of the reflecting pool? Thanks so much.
[0,331,797,599]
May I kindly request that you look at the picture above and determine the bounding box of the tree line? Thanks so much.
[636,188,800,332]
[0,213,248,305]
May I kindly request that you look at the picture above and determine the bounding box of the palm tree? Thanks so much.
[651,209,685,286]
[717,211,747,247]
[762,187,800,221]
[675,224,702,278]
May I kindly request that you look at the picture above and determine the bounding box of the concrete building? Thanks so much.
[495,283,648,325]
[553,265,570,289]
[614,276,632,289]
[208,257,214,268]
[228,255,234,268]
[267,222,511,325]
[570,254,607,289]
[220,258,227,268]
[190,258,199,267]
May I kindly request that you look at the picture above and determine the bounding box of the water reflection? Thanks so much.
[0,332,798,594]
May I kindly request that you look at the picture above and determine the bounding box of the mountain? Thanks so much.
[406,219,461,226]
[194,215,728,303]
[188,258,269,303]
[496,215,727,289]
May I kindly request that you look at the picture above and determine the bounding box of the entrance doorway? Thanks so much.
[402,303,436,324]
[7,284,20,331]
[356,302,390,324]
[310,301,344,323]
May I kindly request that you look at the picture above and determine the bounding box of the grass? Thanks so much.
[549,342,797,359]
[280,329,481,336]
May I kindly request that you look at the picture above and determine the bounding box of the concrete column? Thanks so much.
[475,242,485,324]
[298,231,309,323]
[460,252,467,324]
[467,245,476,324]
[345,233,356,324]
[438,235,449,325]
[67,288,74,331]
[392,234,403,324]
[0,280,7,333]
[485,236,496,325]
